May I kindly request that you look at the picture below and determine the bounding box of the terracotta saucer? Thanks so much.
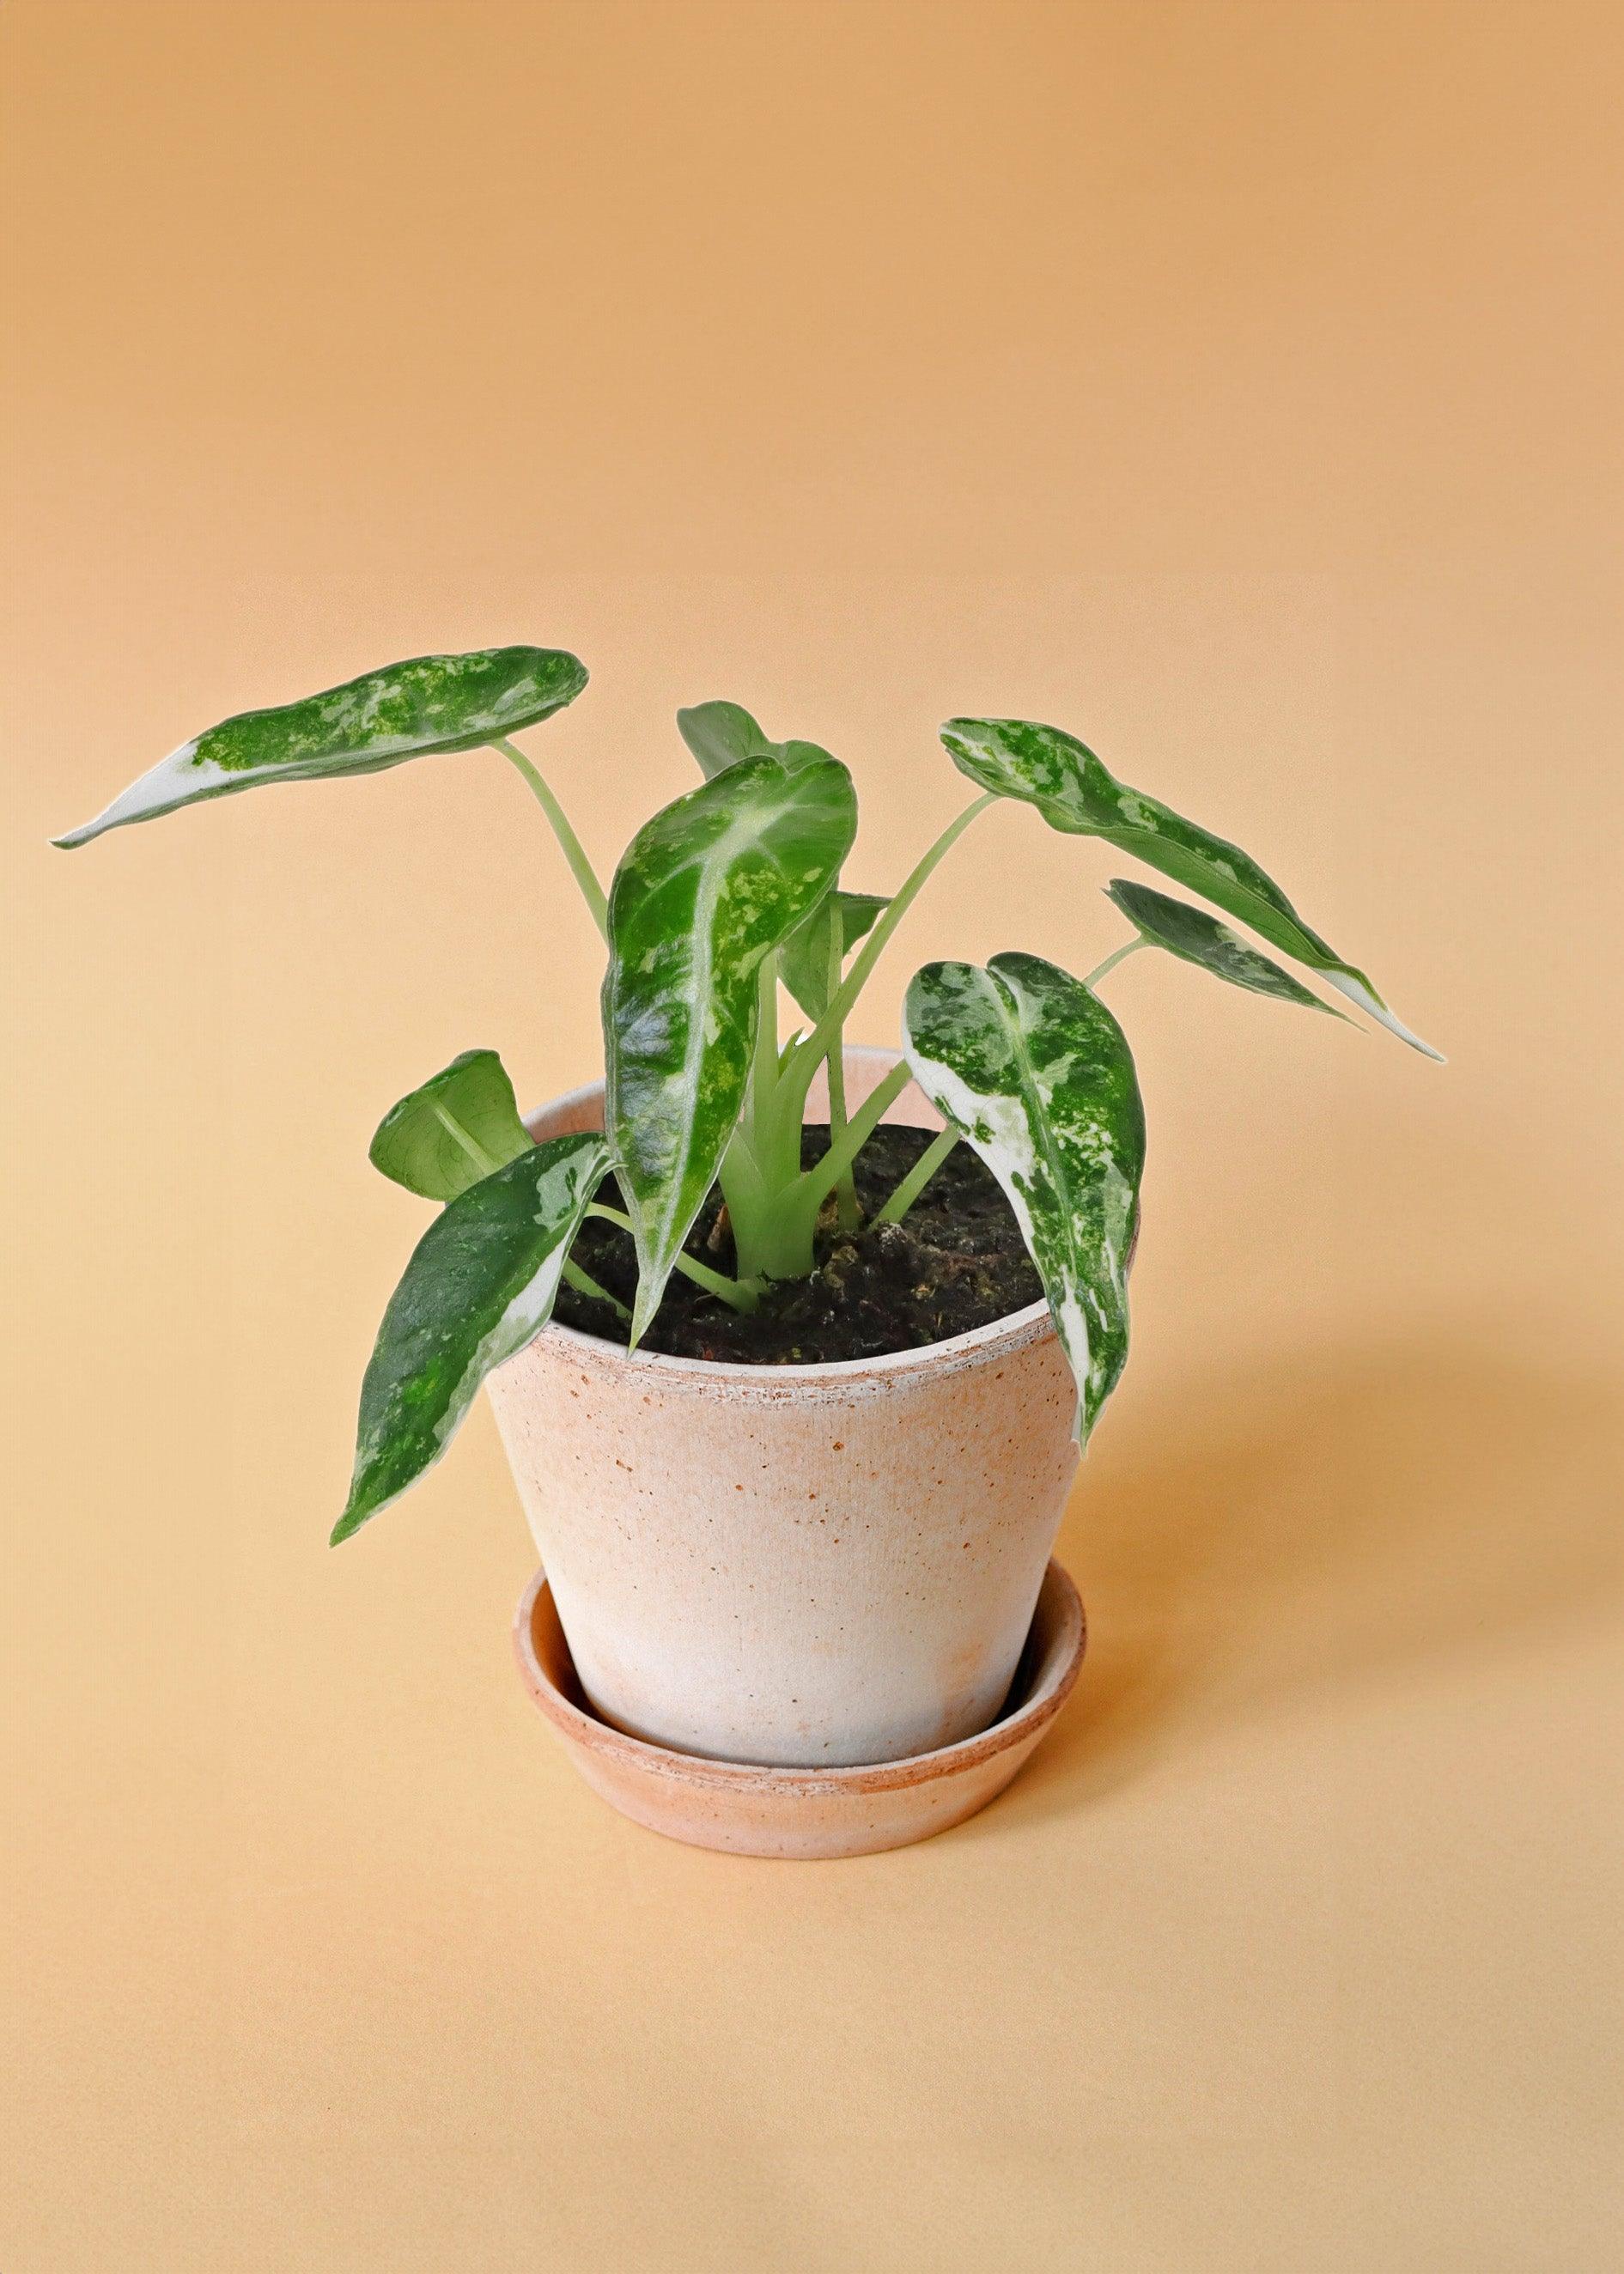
[512,1559,1086,1859]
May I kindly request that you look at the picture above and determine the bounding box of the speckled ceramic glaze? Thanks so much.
[484,1049,1080,1771]
[514,1559,1086,1858]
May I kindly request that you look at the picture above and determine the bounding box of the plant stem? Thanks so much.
[586,1202,761,1311]
[823,920,860,1231]
[783,793,997,1118]
[1085,938,1146,989]
[796,1061,910,1216]
[872,1124,959,1226]
[747,956,782,1147]
[562,1257,632,1322]
[826,1043,860,1229]
[490,738,610,941]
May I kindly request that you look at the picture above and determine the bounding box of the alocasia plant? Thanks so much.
[56,645,1439,1539]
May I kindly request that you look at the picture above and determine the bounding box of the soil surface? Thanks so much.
[553,1123,1042,1365]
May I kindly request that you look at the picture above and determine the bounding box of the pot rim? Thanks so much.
[525,1049,1054,1392]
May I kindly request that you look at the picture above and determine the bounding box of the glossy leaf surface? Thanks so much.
[55,645,588,848]
[903,952,1145,1444]
[940,716,1439,1057]
[779,888,889,1021]
[603,754,857,1340]
[675,699,835,780]
[368,1049,532,1203]
[1104,879,1342,1015]
[333,1132,608,1543]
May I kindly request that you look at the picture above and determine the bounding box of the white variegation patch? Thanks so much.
[52,739,226,847]
[1320,969,1445,1061]
[429,1245,574,1461]
[52,721,477,848]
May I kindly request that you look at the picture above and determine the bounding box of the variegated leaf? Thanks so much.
[903,952,1146,1444]
[941,716,1440,1058]
[332,1131,608,1544]
[1104,879,1343,1015]
[55,645,587,848]
[677,704,871,1021]
[675,698,834,781]
[603,754,857,1341]
[368,1049,532,1203]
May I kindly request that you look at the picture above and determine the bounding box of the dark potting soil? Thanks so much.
[552,1123,1043,1365]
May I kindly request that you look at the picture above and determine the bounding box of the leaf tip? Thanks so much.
[626,1263,671,1352]
[329,1501,367,1547]
[1321,970,1445,1061]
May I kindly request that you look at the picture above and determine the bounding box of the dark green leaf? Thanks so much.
[55,645,588,848]
[676,698,834,781]
[603,754,857,1341]
[941,716,1440,1057]
[903,952,1146,1444]
[1104,879,1345,1015]
[779,888,889,1021]
[368,1049,533,1203]
[333,1132,608,1544]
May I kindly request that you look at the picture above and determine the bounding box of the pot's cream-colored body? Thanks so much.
[485,1051,1078,1769]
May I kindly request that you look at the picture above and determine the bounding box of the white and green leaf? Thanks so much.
[779,888,889,1021]
[603,754,857,1341]
[941,716,1440,1059]
[903,952,1146,1445]
[1103,879,1346,1015]
[333,1131,608,1544]
[368,1049,533,1203]
[54,645,588,848]
[675,698,834,781]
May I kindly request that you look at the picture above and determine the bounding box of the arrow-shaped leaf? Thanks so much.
[903,952,1146,1445]
[941,716,1440,1059]
[333,1130,608,1544]
[54,645,588,848]
[779,888,889,1021]
[1104,879,1345,1016]
[676,698,834,781]
[368,1049,533,1203]
[604,753,857,1341]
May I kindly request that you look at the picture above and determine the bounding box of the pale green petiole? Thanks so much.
[746,958,784,1153]
[823,919,860,1231]
[872,1123,959,1227]
[706,794,998,1273]
[1084,938,1147,990]
[792,1061,910,1220]
[562,1259,632,1322]
[585,1203,763,1312]
[491,737,609,940]
[783,793,998,1118]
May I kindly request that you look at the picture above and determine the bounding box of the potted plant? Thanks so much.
[55,645,1438,1851]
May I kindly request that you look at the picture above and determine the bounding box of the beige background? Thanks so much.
[4,3,1621,2266]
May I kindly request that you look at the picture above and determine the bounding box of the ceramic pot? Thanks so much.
[484,1049,1078,1769]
